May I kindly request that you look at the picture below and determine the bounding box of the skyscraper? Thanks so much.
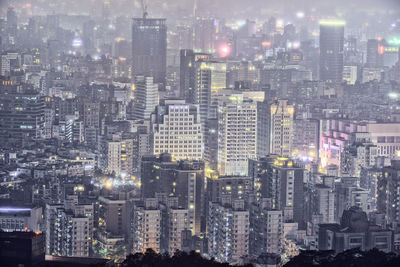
[216,93,257,176]
[319,20,345,83]
[270,99,294,157]
[179,49,211,103]
[141,154,205,234]
[132,18,167,90]
[248,155,305,225]
[194,60,227,131]
[366,39,384,68]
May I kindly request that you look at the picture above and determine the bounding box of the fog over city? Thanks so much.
[0,0,400,267]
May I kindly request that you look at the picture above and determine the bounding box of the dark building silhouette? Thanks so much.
[319,20,345,83]
[132,18,167,90]
[0,231,45,267]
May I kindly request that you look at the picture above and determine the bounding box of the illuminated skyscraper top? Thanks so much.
[319,20,345,83]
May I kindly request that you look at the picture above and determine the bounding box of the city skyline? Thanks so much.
[0,0,400,266]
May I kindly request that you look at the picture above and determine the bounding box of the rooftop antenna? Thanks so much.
[141,0,148,19]
[193,0,197,18]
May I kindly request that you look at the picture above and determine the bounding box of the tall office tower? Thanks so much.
[141,154,205,234]
[102,133,134,176]
[194,60,227,130]
[270,100,294,157]
[6,7,17,46]
[378,160,400,226]
[45,196,94,257]
[366,39,384,68]
[319,20,345,83]
[82,20,96,54]
[151,100,203,160]
[131,76,159,120]
[132,199,161,253]
[0,93,45,145]
[208,200,249,264]
[132,18,167,90]
[248,155,304,225]
[250,201,283,256]
[179,49,211,102]
[47,40,62,70]
[194,18,216,53]
[216,93,257,176]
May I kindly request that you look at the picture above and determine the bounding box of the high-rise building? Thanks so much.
[95,194,128,258]
[314,183,336,224]
[151,100,203,161]
[248,155,304,225]
[208,200,249,264]
[45,196,94,257]
[141,154,205,234]
[378,160,400,226]
[250,201,283,256]
[132,18,167,90]
[0,93,45,144]
[102,133,134,176]
[167,208,190,255]
[194,60,227,130]
[132,199,161,253]
[366,39,384,68]
[319,20,345,83]
[270,100,294,157]
[194,18,217,53]
[216,93,257,176]
[6,7,17,46]
[131,76,159,121]
[179,50,211,103]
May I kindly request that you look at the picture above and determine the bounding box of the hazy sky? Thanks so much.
[0,0,399,20]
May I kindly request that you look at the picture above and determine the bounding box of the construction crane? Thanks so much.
[141,0,148,19]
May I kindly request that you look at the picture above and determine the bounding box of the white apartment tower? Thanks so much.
[217,94,257,176]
